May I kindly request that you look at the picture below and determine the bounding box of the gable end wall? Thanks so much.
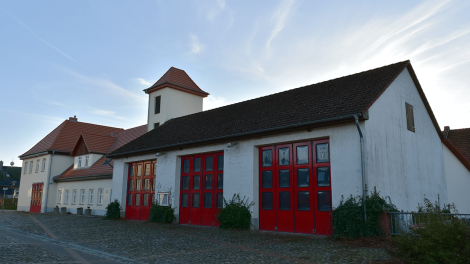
[365,68,447,211]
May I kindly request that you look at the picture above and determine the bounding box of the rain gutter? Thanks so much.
[353,114,367,222]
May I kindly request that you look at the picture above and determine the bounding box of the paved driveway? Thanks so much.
[0,211,392,263]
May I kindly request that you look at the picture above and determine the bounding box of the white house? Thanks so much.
[17,117,145,215]
[442,127,470,213]
[108,60,449,235]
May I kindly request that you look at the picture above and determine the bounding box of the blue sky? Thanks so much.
[1,0,469,166]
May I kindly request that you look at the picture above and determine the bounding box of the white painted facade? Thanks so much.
[443,144,470,213]
[55,179,113,215]
[112,67,448,227]
[17,154,74,213]
[147,87,203,132]
[364,68,447,211]
[73,154,103,169]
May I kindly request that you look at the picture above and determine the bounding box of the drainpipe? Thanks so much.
[353,115,367,222]
[42,151,54,213]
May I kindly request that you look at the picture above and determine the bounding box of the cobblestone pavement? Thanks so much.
[0,210,393,263]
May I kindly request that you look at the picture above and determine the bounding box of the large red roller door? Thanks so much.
[179,152,224,226]
[259,139,332,235]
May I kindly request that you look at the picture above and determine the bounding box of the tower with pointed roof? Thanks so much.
[144,67,209,132]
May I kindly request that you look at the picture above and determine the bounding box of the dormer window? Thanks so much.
[78,157,82,168]
[85,156,89,167]
[155,96,161,114]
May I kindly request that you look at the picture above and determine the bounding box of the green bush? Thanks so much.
[103,200,122,220]
[394,198,470,264]
[148,203,176,223]
[332,188,397,239]
[217,194,254,230]
[2,198,17,210]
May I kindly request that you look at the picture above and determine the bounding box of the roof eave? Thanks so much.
[109,112,366,159]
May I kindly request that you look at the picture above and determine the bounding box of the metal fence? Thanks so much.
[389,212,470,235]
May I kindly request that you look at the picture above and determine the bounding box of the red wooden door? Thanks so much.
[293,141,314,234]
[140,162,152,221]
[125,164,135,219]
[132,164,143,220]
[259,146,276,231]
[214,153,224,227]
[201,153,215,226]
[179,157,191,224]
[276,144,295,232]
[313,139,332,235]
[259,139,332,235]
[30,183,43,213]
[180,152,224,226]
[190,155,203,225]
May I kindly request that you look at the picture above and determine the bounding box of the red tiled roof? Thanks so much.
[20,121,67,157]
[145,67,209,97]
[55,156,113,180]
[81,134,117,154]
[446,128,470,162]
[20,120,123,158]
[55,125,147,180]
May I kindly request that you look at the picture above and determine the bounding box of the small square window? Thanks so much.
[154,123,160,129]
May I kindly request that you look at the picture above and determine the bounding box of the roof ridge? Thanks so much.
[158,61,411,124]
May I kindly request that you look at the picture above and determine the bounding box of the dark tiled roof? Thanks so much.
[0,166,22,182]
[447,128,470,162]
[110,61,412,157]
[145,67,209,96]
[20,120,123,158]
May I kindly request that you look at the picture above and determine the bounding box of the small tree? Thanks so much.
[103,199,122,220]
[217,194,254,230]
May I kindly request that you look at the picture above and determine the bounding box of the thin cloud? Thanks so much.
[135,78,152,86]
[189,34,203,54]
[266,0,296,52]
[203,95,229,110]
[91,108,126,120]
[4,10,86,68]
[207,0,226,21]
[53,64,146,104]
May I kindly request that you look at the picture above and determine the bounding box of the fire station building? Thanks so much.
[108,61,448,235]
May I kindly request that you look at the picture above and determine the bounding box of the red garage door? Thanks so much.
[179,152,224,226]
[125,161,156,221]
[259,139,332,235]
[30,183,43,213]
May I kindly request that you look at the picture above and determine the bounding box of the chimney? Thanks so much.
[0,160,3,170]
[69,115,78,122]
[443,126,450,138]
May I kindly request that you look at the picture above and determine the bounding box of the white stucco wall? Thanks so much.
[17,155,50,212]
[113,122,363,228]
[147,87,203,131]
[443,144,470,213]
[364,68,447,212]
[55,179,113,215]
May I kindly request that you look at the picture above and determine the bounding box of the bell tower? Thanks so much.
[144,67,209,132]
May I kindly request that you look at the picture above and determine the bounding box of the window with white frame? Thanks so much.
[41,158,46,171]
[85,155,89,167]
[35,160,40,173]
[98,189,104,204]
[89,189,94,204]
[65,190,69,204]
[58,190,62,203]
[29,162,33,174]
[80,189,85,204]
[158,192,169,206]
[78,157,82,168]
[23,162,27,174]
[72,190,77,204]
